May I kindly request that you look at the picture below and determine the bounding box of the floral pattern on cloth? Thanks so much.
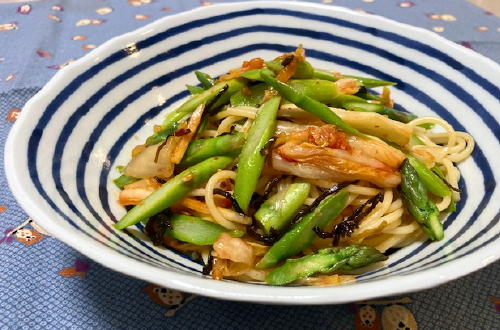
[0,1,498,329]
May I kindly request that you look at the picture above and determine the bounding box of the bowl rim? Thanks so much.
[5,0,500,304]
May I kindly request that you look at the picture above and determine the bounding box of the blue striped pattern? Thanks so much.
[18,4,499,292]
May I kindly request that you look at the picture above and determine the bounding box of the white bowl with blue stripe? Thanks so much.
[5,1,499,304]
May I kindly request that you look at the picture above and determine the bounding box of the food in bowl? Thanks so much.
[112,46,474,286]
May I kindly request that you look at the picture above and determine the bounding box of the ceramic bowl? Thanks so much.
[5,1,500,304]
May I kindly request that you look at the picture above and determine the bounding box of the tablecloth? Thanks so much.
[0,1,499,329]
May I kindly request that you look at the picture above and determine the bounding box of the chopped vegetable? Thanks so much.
[408,156,451,198]
[234,96,281,212]
[329,107,412,145]
[400,159,443,240]
[213,232,254,264]
[313,69,396,87]
[165,214,243,245]
[114,156,234,229]
[230,83,267,107]
[254,182,311,234]
[256,189,349,269]
[124,140,176,179]
[344,101,417,124]
[266,245,387,285]
[327,93,418,124]
[287,79,338,105]
[260,68,364,137]
[393,141,452,198]
[179,133,245,168]
[147,79,245,145]
[113,174,138,189]
[186,85,204,95]
[195,70,214,89]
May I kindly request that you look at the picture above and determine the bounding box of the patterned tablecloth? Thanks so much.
[0,1,499,329]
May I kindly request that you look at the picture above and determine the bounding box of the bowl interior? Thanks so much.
[6,1,500,304]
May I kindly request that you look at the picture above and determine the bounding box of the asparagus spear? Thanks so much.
[400,159,444,240]
[355,88,433,130]
[146,79,245,145]
[194,70,214,89]
[260,68,364,137]
[161,214,243,245]
[114,156,234,229]
[355,87,384,102]
[234,96,281,212]
[230,83,267,107]
[186,85,204,95]
[179,133,245,168]
[266,245,387,285]
[243,66,396,88]
[431,165,458,213]
[267,60,396,88]
[265,60,315,79]
[256,189,348,269]
[313,68,396,87]
[329,93,417,123]
[246,69,414,125]
[407,157,451,198]
[287,79,338,105]
[344,101,417,123]
[146,122,179,146]
[254,182,311,234]
[390,140,452,198]
[232,78,339,106]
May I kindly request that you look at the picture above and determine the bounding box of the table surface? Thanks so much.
[0,1,499,329]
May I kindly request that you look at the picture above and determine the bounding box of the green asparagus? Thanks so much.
[179,133,246,168]
[288,79,338,105]
[400,159,444,240]
[195,70,214,89]
[114,156,234,229]
[146,79,245,145]
[164,214,243,245]
[408,157,451,198]
[256,189,349,269]
[313,68,396,87]
[266,245,387,285]
[265,60,315,79]
[186,85,204,95]
[234,96,281,212]
[113,174,138,189]
[230,83,267,107]
[260,68,364,137]
[254,182,311,234]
